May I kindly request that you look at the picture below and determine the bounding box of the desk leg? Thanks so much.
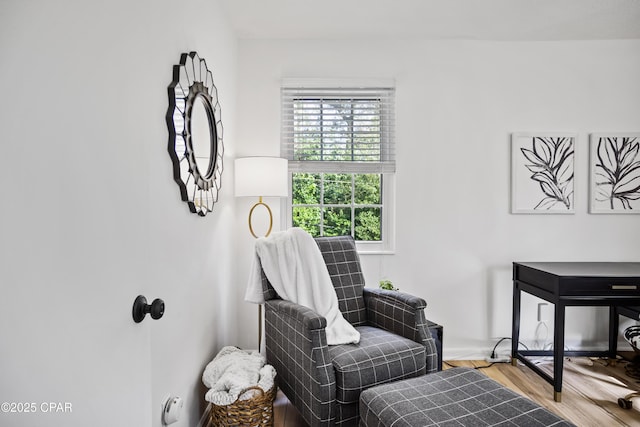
[511,281,521,366]
[609,306,619,363]
[553,302,566,402]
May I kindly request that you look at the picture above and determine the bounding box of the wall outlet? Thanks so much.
[537,303,550,322]
[162,395,183,425]
[161,394,170,412]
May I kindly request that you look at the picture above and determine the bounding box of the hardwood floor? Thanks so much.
[273,357,640,426]
[273,388,307,426]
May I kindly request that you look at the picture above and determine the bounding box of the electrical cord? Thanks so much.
[489,337,529,359]
[443,337,531,370]
[534,321,549,350]
[444,360,497,370]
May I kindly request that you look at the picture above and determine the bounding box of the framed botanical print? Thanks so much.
[589,133,640,214]
[511,132,576,214]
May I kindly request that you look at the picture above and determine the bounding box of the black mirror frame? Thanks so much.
[166,51,224,216]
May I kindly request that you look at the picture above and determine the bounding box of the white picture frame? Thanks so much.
[589,133,640,214]
[511,132,576,214]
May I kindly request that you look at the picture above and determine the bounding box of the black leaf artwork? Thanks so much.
[594,137,640,210]
[520,137,574,210]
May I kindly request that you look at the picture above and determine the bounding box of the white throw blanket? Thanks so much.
[245,227,360,345]
[202,346,276,406]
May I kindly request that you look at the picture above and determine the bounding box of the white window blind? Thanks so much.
[281,87,395,173]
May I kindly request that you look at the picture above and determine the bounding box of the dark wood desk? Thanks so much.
[511,262,640,402]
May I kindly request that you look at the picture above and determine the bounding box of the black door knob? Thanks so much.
[132,295,165,323]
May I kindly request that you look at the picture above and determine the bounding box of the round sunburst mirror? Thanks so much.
[167,51,224,216]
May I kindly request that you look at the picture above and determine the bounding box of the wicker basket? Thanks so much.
[209,385,276,426]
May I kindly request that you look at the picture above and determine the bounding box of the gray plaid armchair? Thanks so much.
[260,235,439,426]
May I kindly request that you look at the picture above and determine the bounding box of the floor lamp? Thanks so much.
[235,157,288,350]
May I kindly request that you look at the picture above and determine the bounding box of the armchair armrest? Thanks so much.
[266,299,327,331]
[363,288,439,373]
[264,299,336,426]
[365,288,427,310]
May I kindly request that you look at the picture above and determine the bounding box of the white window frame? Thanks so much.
[280,79,396,254]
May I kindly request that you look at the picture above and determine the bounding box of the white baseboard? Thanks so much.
[444,340,626,362]
[443,348,489,361]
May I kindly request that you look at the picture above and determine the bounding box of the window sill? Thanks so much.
[357,249,396,256]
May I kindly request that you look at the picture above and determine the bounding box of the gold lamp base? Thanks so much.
[258,304,262,351]
[248,196,273,351]
[248,196,274,238]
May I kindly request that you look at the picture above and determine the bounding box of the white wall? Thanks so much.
[234,38,640,359]
[0,0,238,426]
[2,4,638,424]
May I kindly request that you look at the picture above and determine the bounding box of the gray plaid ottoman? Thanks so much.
[359,367,575,426]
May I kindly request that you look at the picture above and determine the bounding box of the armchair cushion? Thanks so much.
[328,326,426,404]
[315,236,367,326]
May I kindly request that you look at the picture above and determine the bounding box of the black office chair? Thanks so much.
[615,306,640,409]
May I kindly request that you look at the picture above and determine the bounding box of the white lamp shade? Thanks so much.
[234,157,288,197]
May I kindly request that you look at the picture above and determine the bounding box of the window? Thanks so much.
[281,84,395,252]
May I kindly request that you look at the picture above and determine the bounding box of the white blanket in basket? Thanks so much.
[202,346,276,406]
